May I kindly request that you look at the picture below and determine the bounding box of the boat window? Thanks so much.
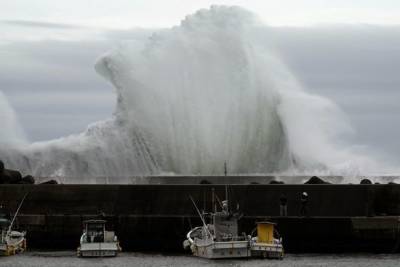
[86,223,105,243]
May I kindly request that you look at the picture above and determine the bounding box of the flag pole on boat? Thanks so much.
[189,195,212,237]
[7,192,29,235]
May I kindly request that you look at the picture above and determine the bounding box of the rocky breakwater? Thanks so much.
[0,160,35,184]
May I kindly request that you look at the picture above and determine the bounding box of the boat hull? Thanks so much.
[0,241,26,256]
[78,242,119,257]
[250,242,284,259]
[192,241,250,259]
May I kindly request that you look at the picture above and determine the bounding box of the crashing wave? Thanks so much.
[0,6,385,180]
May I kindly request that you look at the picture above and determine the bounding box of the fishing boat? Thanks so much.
[0,202,27,256]
[183,189,251,259]
[77,219,121,257]
[250,221,284,259]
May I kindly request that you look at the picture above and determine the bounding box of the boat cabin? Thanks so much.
[0,206,10,244]
[83,220,106,243]
[0,206,10,223]
[211,200,245,242]
[212,211,239,241]
[256,222,276,243]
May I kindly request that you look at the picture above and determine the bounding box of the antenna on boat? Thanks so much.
[225,184,229,213]
[212,188,216,213]
[224,161,227,176]
[189,195,212,237]
[8,192,29,234]
[223,161,229,212]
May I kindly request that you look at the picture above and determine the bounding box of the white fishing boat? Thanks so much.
[0,202,27,256]
[0,229,26,256]
[250,221,284,259]
[183,193,251,259]
[77,219,121,257]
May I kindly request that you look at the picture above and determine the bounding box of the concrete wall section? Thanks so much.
[1,184,400,252]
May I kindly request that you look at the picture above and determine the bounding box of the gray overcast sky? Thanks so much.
[0,1,400,164]
[2,0,400,29]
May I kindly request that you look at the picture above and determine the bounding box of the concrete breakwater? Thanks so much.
[1,182,400,252]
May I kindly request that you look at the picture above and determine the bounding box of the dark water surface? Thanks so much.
[0,252,399,267]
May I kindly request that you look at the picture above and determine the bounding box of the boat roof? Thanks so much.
[256,221,276,225]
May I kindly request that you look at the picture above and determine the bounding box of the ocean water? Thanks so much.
[1,252,399,267]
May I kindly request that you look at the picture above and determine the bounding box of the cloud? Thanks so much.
[267,25,400,162]
[1,20,83,29]
[0,37,117,141]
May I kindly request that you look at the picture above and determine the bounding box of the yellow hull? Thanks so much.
[0,239,27,256]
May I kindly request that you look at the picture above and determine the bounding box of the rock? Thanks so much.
[0,161,36,184]
[304,176,330,184]
[3,169,23,184]
[21,175,35,184]
[0,160,5,184]
[40,180,58,185]
[360,179,372,184]
[0,172,12,184]
[269,180,285,184]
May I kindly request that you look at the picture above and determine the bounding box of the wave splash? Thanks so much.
[0,91,27,148]
[0,6,383,180]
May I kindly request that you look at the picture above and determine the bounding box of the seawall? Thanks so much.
[1,182,400,252]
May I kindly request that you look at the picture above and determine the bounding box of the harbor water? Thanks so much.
[1,252,400,267]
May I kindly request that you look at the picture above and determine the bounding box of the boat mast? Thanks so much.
[212,188,216,213]
[224,161,227,176]
[225,185,229,213]
[224,161,229,212]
